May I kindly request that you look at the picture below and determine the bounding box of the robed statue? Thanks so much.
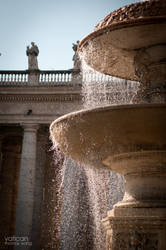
[72,40,81,70]
[26,42,39,70]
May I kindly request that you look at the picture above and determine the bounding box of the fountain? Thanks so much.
[50,0,166,249]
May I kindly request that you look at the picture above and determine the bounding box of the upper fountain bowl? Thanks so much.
[78,0,166,81]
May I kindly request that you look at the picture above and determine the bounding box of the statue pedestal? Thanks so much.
[103,202,166,250]
[27,70,40,85]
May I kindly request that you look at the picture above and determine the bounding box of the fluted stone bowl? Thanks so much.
[50,104,166,174]
[78,0,166,80]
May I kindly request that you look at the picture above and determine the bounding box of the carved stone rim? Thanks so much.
[51,103,166,126]
[95,0,166,31]
[103,150,166,175]
[114,200,166,209]
[78,17,166,53]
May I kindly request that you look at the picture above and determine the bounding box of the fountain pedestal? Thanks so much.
[103,205,166,250]
[103,150,166,250]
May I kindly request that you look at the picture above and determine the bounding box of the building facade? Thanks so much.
[0,43,138,250]
[0,43,82,250]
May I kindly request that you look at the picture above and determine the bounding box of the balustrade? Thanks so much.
[0,70,76,87]
[0,70,139,90]
[0,71,28,85]
[39,70,72,84]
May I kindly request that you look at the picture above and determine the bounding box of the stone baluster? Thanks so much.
[14,124,39,250]
[51,72,53,82]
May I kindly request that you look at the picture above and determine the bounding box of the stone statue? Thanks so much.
[72,40,81,70]
[26,42,39,70]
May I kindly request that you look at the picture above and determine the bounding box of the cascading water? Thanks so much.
[81,59,139,108]
[51,60,140,250]
[79,60,140,250]
[60,158,94,250]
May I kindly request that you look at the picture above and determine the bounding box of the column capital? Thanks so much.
[21,123,39,132]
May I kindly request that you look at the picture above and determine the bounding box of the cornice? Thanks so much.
[0,84,82,94]
[0,93,82,103]
[0,114,61,124]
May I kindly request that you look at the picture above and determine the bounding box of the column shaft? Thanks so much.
[15,124,39,249]
[0,135,4,174]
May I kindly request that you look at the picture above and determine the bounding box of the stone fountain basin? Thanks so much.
[50,104,166,174]
[79,20,166,81]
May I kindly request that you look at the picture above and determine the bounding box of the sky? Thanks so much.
[0,0,139,71]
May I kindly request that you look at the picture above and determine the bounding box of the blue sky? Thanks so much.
[0,0,139,70]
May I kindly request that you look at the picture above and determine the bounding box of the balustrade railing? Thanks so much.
[0,70,80,87]
[0,71,28,85]
[0,70,139,91]
[39,70,72,84]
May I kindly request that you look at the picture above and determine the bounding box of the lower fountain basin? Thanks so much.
[50,103,166,173]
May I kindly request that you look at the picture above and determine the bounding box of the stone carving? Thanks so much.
[134,48,150,85]
[95,0,166,31]
[114,232,158,250]
[72,41,81,70]
[26,42,39,70]
[133,45,166,103]
[129,232,158,250]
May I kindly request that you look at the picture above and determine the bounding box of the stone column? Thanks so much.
[0,136,21,249]
[15,124,39,250]
[0,135,4,175]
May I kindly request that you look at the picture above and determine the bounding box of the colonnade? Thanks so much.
[0,123,63,250]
